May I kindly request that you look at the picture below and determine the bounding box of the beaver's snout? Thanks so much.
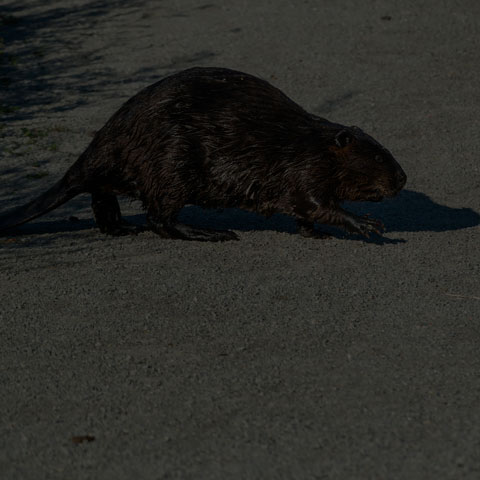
[396,169,407,188]
[394,168,407,193]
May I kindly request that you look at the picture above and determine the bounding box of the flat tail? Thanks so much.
[0,167,85,233]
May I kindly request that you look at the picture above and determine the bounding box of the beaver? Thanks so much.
[0,67,406,241]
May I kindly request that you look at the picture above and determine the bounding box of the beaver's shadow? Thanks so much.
[181,189,479,244]
[3,189,479,246]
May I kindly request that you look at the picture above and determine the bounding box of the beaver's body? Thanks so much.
[0,67,406,241]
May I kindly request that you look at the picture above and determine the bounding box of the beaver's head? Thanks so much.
[329,126,407,202]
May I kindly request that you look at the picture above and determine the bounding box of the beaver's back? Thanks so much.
[82,68,326,199]
[107,67,315,140]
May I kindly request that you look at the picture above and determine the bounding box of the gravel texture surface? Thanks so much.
[1,1,479,479]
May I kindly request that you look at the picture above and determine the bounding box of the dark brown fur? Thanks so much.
[0,67,406,241]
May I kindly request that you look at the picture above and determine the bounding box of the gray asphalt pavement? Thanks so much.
[0,1,479,478]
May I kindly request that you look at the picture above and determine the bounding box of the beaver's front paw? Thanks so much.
[346,214,384,238]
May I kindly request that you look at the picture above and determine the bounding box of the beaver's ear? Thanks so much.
[335,130,353,148]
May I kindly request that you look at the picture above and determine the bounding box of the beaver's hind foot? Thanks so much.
[91,192,143,236]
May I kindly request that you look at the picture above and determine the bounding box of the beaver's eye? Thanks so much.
[375,155,384,163]
[335,130,353,148]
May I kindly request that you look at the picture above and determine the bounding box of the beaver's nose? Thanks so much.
[396,169,407,189]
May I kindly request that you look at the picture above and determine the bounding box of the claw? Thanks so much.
[347,214,384,238]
